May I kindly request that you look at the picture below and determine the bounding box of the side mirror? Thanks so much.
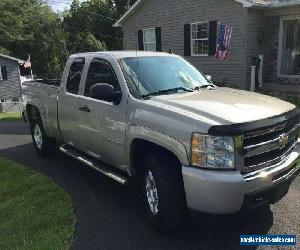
[205,75,212,82]
[89,83,122,104]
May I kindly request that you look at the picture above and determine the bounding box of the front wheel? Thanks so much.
[143,152,187,231]
[31,120,56,157]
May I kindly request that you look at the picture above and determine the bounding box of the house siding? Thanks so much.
[261,16,280,83]
[245,9,266,88]
[0,57,21,99]
[265,6,300,17]
[122,0,248,88]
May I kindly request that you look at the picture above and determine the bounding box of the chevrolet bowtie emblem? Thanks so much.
[278,133,289,149]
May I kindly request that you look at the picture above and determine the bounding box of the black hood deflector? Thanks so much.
[208,108,300,136]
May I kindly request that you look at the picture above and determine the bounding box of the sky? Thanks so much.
[47,0,73,12]
[47,0,86,12]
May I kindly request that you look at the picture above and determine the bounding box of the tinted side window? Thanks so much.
[66,59,85,94]
[84,59,118,97]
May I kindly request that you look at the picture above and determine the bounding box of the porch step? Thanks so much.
[260,83,300,94]
[59,144,129,185]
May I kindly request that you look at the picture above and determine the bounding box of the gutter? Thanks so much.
[113,0,144,27]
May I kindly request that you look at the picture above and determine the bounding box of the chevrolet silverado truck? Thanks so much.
[22,51,300,230]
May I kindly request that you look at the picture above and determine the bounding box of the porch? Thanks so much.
[259,82,300,100]
[260,13,300,95]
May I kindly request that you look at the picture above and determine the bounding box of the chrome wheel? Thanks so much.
[33,124,43,149]
[145,170,159,215]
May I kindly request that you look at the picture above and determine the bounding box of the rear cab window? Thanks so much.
[66,58,85,95]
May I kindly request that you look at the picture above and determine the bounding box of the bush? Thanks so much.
[287,97,300,107]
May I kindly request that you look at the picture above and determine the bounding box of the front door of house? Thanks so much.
[279,16,300,77]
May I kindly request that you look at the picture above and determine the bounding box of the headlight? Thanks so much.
[191,133,235,169]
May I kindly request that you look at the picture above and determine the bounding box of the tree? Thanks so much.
[0,0,138,78]
[62,0,137,51]
[112,0,137,16]
[0,0,68,78]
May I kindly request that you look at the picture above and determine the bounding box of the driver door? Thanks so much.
[77,58,126,167]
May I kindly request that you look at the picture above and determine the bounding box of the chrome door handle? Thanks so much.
[79,106,90,112]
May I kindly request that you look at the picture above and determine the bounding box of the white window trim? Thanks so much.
[0,66,3,81]
[190,21,209,57]
[277,15,300,78]
[143,28,156,51]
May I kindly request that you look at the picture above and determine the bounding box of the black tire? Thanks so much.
[143,151,187,231]
[31,119,56,157]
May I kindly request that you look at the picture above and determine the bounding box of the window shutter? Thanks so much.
[155,27,162,52]
[1,66,7,80]
[184,24,191,56]
[208,20,218,56]
[138,29,144,51]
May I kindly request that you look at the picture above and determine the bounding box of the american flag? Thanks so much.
[23,55,32,68]
[215,23,232,61]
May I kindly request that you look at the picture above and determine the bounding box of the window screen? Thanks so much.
[191,22,209,56]
[66,59,85,94]
[143,28,156,51]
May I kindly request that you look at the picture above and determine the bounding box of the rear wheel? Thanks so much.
[31,119,56,157]
[143,151,187,231]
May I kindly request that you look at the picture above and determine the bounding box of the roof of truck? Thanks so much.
[72,51,178,59]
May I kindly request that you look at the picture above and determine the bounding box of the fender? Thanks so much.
[25,102,49,135]
[127,124,190,167]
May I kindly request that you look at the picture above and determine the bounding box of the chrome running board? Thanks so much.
[59,145,129,185]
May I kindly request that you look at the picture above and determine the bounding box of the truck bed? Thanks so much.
[22,80,61,139]
[23,79,60,87]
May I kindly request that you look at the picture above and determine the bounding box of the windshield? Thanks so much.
[120,56,212,98]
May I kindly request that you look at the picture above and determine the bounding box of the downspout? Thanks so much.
[244,7,249,90]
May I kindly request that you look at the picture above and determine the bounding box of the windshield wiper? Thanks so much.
[141,87,193,98]
[193,84,216,90]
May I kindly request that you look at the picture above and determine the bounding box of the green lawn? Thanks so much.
[0,158,75,250]
[0,112,22,121]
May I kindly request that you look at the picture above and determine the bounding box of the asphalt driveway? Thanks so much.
[0,121,299,250]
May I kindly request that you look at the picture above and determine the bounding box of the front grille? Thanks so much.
[241,119,299,174]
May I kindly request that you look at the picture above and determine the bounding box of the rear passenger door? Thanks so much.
[58,58,86,149]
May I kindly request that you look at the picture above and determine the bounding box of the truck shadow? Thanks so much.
[0,143,273,250]
[0,120,30,135]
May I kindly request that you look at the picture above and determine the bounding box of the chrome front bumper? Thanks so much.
[182,140,300,214]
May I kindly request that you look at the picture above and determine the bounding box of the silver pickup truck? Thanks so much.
[23,51,300,230]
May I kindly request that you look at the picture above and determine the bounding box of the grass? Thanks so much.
[0,158,75,250]
[0,112,22,121]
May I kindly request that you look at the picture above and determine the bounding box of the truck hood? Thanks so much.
[147,87,295,125]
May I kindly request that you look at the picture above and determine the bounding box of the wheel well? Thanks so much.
[26,105,41,125]
[130,139,181,178]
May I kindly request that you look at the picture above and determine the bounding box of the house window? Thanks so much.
[279,18,300,76]
[0,66,7,81]
[143,28,156,51]
[191,22,209,56]
[0,66,3,81]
